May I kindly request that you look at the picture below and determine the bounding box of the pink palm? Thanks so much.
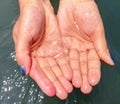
[57,0,114,93]
[13,0,73,100]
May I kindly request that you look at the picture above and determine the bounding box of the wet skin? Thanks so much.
[13,0,73,100]
[57,0,114,93]
[13,0,114,100]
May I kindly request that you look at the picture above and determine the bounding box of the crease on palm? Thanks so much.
[58,1,102,52]
[57,0,105,93]
[13,0,73,99]
[14,0,113,98]
[31,10,64,59]
[29,1,73,99]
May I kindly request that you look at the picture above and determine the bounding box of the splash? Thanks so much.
[0,51,45,104]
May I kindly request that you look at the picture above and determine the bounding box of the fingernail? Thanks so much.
[111,56,115,65]
[20,66,26,76]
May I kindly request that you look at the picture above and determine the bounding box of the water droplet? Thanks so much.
[4,87,8,92]
[0,96,3,100]
[74,99,77,103]
[18,94,22,98]
[7,96,10,100]
[10,51,16,61]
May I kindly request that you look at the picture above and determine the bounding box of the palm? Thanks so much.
[57,0,104,93]
[29,2,73,99]
[13,1,73,99]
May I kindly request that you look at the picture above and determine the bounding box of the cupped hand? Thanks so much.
[57,0,114,94]
[13,0,73,100]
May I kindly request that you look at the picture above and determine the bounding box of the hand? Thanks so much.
[57,0,114,94]
[13,0,73,100]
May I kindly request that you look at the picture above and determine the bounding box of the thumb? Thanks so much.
[15,37,32,76]
[92,26,114,66]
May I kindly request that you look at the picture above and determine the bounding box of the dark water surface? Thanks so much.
[0,0,120,104]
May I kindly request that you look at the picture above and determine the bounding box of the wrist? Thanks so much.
[19,0,43,10]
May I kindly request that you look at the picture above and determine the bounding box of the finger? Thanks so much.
[88,49,101,86]
[92,25,114,65]
[55,53,72,81]
[29,58,56,97]
[81,77,92,94]
[69,49,82,88]
[37,57,68,100]
[14,35,31,76]
[79,51,92,94]
[53,81,68,100]
[46,57,73,93]
[13,20,32,75]
[58,76,73,94]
